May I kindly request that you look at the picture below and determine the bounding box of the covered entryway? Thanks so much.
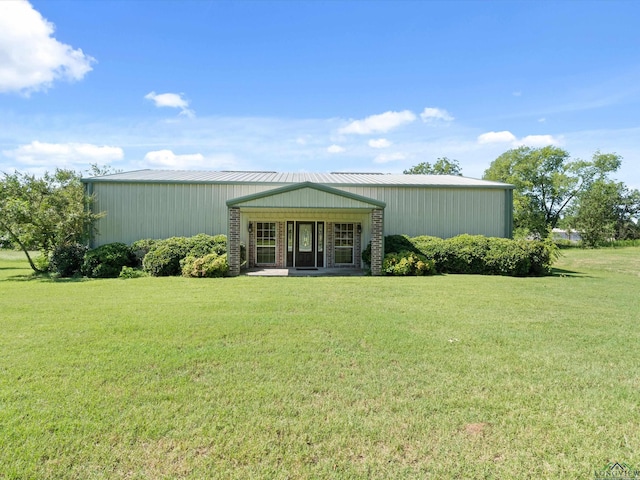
[226,182,385,276]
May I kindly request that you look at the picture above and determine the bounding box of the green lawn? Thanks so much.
[1,248,639,479]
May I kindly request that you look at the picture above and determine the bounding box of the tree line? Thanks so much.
[405,148,640,246]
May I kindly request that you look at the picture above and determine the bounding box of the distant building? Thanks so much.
[552,228,582,242]
[83,171,514,276]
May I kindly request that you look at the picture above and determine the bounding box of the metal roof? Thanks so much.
[82,169,513,188]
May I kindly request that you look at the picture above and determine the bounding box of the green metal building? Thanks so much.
[83,170,514,276]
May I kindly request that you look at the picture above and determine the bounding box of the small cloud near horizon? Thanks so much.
[368,138,391,149]
[339,110,416,135]
[145,91,195,117]
[3,141,123,168]
[477,130,562,147]
[374,152,406,164]
[420,107,454,123]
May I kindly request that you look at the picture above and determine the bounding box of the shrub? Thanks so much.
[383,251,436,276]
[410,236,448,272]
[187,233,227,258]
[142,234,231,276]
[181,253,229,278]
[49,243,88,277]
[365,233,558,277]
[33,253,50,273]
[442,235,491,274]
[484,238,531,276]
[143,237,191,276]
[82,243,137,278]
[524,237,558,276]
[119,266,147,279]
[131,239,157,266]
[362,234,419,266]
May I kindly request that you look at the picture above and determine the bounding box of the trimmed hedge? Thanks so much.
[181,253,229,278]
[364,234,557,276]
[82,242,137,278]
[383,251,436,276]
[141,234,236,277]
[142,237,193,276]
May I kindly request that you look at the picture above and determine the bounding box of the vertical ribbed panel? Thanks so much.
[91,182,509,246]
[338,186,506,238]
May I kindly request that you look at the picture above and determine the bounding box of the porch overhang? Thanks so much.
[226,182,386,277]
[226,181,386,209]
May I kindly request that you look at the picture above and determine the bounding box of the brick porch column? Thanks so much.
[371,208,384,276]
[228,207,241,276]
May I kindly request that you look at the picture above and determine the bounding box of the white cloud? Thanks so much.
[0,0,95,94]
[374,152,406,164]
[143,150,205,168]
[420,107,454,123]
[141,149,238,170]
[327,144,345,154]
[512,91,522,97]
[518,135,562,147]
[145,91,194,117]
[3,141,123,166]
[339,110,416,135]
[477,130,562,147]
[477,131,518,144]
[368,138,391,149]
[538,118,546,123]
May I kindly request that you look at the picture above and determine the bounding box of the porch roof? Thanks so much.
[226,181,386,209]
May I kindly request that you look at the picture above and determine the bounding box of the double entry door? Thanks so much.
[287,221,324,268]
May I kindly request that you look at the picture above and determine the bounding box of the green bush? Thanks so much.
[181,253,229,278]
[410,236,448,272]
[441,235,491,274]
[523,237,558,276]
[33,253,50,272]
[143,237,191,276]
[131,239,157,266]
[484,238,531,276]
[363,233,558,277]
[383,251,436,276]
[118,266,147,279]
[142,234,232,277]
[362,234,419,266]
[82,243,137,278]
[188,233,227,258]
[49,243,88,277]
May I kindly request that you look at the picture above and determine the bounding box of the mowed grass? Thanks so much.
[0,248,639,479]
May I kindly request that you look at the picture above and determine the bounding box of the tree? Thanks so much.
[0,169,102,273]
[404,157,462,175]
[483,146,621,237]
[569,181,640,246]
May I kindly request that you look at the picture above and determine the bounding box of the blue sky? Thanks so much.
[1,0,639,188]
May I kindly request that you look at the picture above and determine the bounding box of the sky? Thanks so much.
[1,0,639,188]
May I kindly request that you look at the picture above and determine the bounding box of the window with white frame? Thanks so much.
[256,222,277,264]
[334,223,354,264]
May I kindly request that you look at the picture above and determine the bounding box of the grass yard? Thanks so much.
[0,248,639,479]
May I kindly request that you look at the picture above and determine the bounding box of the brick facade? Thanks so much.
[370,209,384,276]
[240,215,377,274]
[228,207,241,276]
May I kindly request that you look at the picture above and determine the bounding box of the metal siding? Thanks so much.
[335,186,506,238]
[91,181,509,246]
[234,187,378,209]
